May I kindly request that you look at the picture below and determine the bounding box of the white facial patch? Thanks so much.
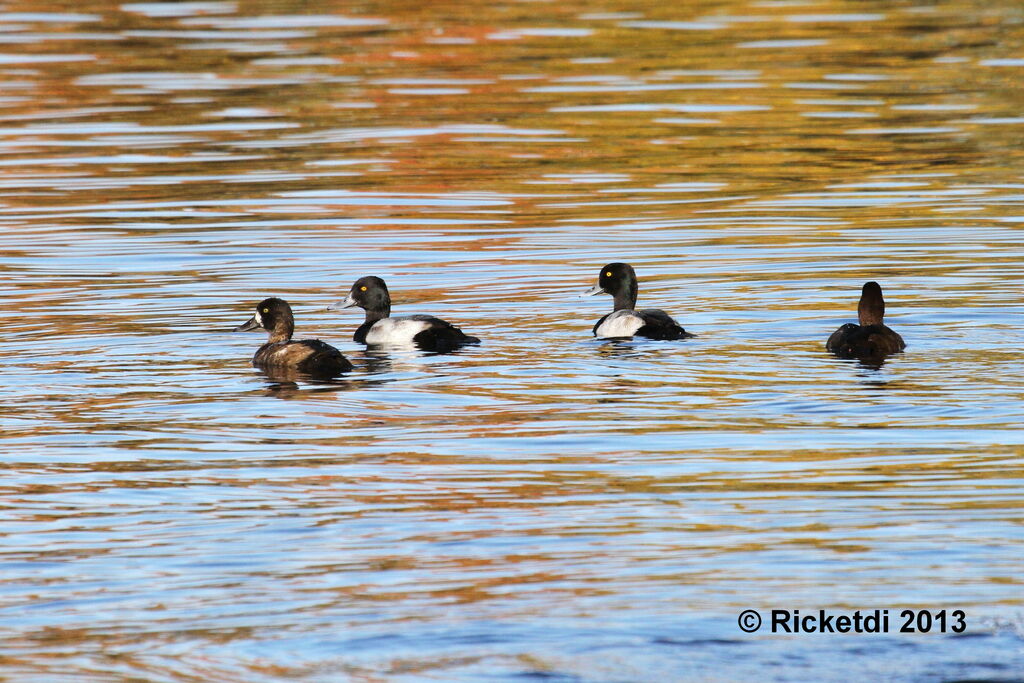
[364,317,432,345]
[254,307,264,327]
[595,310,645,338]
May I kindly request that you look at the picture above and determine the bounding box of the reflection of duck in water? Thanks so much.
[260,379,358,398]
[234,297,353,377]
[329,276,480,352]
[826,282,905,360]
[583,262,694,340]
[594,337,648,359]
[350,346,425,375]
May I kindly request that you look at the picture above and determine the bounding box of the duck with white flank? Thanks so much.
[584,263,694,340]
[329,276,480,352]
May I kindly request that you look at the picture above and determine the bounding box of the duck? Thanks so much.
[826,281,906,359]
[583,262,694,340]
[328,276,480,352]
[234,297,353,376]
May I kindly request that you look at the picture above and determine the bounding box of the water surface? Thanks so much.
[1,0,1023,680]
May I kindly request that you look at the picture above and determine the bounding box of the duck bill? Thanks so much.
[233,315,261,332]
[582,284,604,297]
[326,295,358,311]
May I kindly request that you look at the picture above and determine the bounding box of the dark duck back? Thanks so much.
[826,281,905,359]
[328,276,480,352]
[584,262,694,340]
[235,297,352,376]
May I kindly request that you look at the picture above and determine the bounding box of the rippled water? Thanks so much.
[2,1,1023,680]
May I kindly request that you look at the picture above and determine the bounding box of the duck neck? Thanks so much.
[267,320,293,344]
[612,285,637,311]
[364,305,390,324]
[858,286,885,326]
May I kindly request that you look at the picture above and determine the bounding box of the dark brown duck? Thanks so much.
[235,297,352,376]
[826,281,906,359]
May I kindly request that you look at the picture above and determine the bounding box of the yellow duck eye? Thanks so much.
[360,285,367,291]
[262,308,269,313]
[605,271,612,277]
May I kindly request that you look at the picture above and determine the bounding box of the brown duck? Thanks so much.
[826,282,906,360]
[235,297,352,376]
